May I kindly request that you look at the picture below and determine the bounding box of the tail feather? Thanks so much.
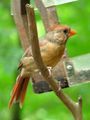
[19,78,29,108]
[9,75,22,108]
[15,78,24,101]
[9,75,30,108]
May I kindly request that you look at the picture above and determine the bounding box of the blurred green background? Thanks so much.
[0,0,90,120]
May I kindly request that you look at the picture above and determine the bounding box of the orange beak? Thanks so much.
[68,29,76,37]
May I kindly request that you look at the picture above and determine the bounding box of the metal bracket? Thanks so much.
[11,0,30,51]
[35,0,59,32]
[64,54,90,86]
[11,0,87,94]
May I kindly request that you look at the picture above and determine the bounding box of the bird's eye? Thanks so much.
[63,29,68,34]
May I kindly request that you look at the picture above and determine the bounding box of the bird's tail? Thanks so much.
[9,75,30,108]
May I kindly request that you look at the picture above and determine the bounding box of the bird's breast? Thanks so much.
[41,43,65,67]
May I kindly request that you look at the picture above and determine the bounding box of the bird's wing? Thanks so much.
[18,39,48,70]
[22,39,48,58]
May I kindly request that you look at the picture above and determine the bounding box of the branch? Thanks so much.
[26,4,83,120]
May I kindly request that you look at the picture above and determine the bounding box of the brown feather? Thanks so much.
[19,77,29,108]
[9,75,22,108]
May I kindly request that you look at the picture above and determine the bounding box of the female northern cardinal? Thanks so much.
[9,25,76,108]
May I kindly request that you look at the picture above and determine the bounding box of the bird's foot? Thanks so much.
[38,67,52,76]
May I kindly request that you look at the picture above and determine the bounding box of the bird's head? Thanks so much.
[47,25,76,45]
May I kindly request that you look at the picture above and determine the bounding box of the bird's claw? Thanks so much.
[38,67,52,76]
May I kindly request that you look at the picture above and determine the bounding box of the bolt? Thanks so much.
[67,64,73,70]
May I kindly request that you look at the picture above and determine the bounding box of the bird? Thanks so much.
[9,25,76,108]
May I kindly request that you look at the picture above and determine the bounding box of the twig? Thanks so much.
[26,4,83,120]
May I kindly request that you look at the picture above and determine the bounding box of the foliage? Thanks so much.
[0,0,90,120]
